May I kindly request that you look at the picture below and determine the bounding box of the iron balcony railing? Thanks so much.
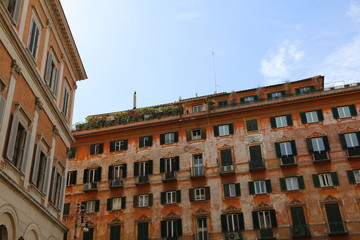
[219,164,235,174]
[292,224,310,238]
[136,175,149,184]
[249,159,265,170]
[109,178,124,188]
[280,155,296,166]
[191,166,205,177]
[83,182,97,191]
[259,228,273,239]
[328,221,346,234]
[163,171,177,181]
[313,151,330,161]
[347,147,360,157]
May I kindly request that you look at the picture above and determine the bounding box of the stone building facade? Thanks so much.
[64,76,360,240]
[0,0,86,239]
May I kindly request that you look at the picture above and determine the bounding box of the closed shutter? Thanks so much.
[71,171,77,184]
[63,203,70,216]
[189,189,195,202]
[175,156,180,171]
[110,225,120,240]
[249,145,262,161]
[6,113,19,161]
[161,192,166,204]
[300,112,307,124]
[41,156,51,194]
[148,136,153,146]
[186,130,192,141]
[286,114,293,126]
[306,138,314,153]
[50,168,57,203]
[298,176,305,189]
[134,162,139,177]
[83,169,89,183]
[338,134,347,149]
[214,125,219,137]
[44,52,52,84]
[58,176,66,209]
[224,184,230,197]
[317,109,324,121]
[349,104,357,116]
[228,123,234,134]
[280,178,287,191]
[246,119,258,131]
[201,127,206,139]
[148,194,153,206]
[238,213,245,230]
[174,132,179,143]
[270,209,278,227]
[160,134,165,145]
[252,211,259,229]
[147,160,153,175]
[107,198,113,211]
[110,141,115,152]
[270,117,277,128]
[266,179,272,193]
[53,67,59,96]
[121,197,126,209]
[331,172,339,186]
[323,136,330,150]
[312,174,320,188]
[176,190,181,203]
[290,207,306,225]
[83,228,93,240]
[108,166,114,180]
[160,158,165,173]
[161,220,167,238]
[235,183,241,196]
[99,144,104,154]
[248,182,255,195]
[205,187,210,200]
[290,140,297,155]
[123,140,128,150]
[221,214,228,232]
[347,170,356,184]
[332,107,339,119]
[139,137,144,147]
[122,164,127,178]
[220,149,232,166]
[177,219,183,236]
[95,200,100,212]
[31,144,41,184]
[95,167,102,182]
[90,144,95,155]
[21,130,31,173]
[275,142,281,158]
[325,204,343,225]
[0,95,6,130]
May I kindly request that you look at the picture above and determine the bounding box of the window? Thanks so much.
[107,197,126,210]
[214,123,234,137]
[193,105,202,113]
[220,149,233,166]
[6,113,31,173]
[31,144,50,193]
[313,172,339,188]
[137,222,149,240]
[268,91,285,99]
[241,95,258,104]
[139,136,152,148]
[224,183,241,197]
[66,170,77,185]
[63,203,70,216]
[44,51,60,96]
[90,143,103,155]
[190,187,210,201]
[161,190,181,204]
[325,204,346,234]
[306,136,330,160]
[191,129,201,140]
[290,207,309,237]
[0,95,6,130]
[83,200,99,213]
[221,213,244,232]
[300,110,323,124]
[296,86,315,94]
[109,225,120,240]
[134,160,152,177]
[246,119,258,132]
[339,132,360,156]
[62,86,70,116]
[160,157,179,173]
[270,115,292,128]
[136,194,152,207]
[108,164,127,180]
[192,153,204,176]
[280,176,304,191]
[275,141,297,165]
[83,167,101,183]
[196,218,208,240]
[160,132,178,145]
[68,147,76,159]
[83,228,94,240]
[252,210,277,230]
[249,180,271,195]
[110,140,128,152]
[49,167,65,209]
[249,145,264,169]
[347,169,360,184]
[332,104,357,119]
[3,0,22,24]
[161,219,182,238]
[217,100,228,108]
[28,18,40,58]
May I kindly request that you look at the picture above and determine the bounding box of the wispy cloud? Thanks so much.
[260,41,305,85]
[177,12,204,21]
[347,2,360,25]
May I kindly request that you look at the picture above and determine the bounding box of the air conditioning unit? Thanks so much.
[111,178,123,187]
[226,231,241,240]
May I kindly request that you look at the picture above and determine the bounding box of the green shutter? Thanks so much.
[161,192,166,204]
[238,213,245,230]
[108,166,114,180]
[221,214,228,232]
[332,107,339,119]
[349,104,357,116]
[331,172,339,186]
[177,219,183,236]
[107,198,113,211]
[110,225,120,240]
[160,134,165,145]
[121,197,126,209]
[291,140,297,155]
[266,179,272,193]
[270,209,278,227]
[270,117,277,128]
[252,211,259,229]
[280,178,287,191]
[174,132,179,142]
[298,176,305,189]
[160,158,165,173]
[317,109,324,121]
[300,112,307,124]
[306,138,314,153]
[63,203,70,216]
[95,200,100,212]
[313,174,320,188]
[161,220,167,238]
[220,149,232,166]
[275,142,281,158]
[228,123,234,134]
[176,190,181,203]
[286,114,293,126]
[323,136,330,150]
[347,170,356,184]
[110,141,115,152]
[235,183,241,196]
[248,182,255,195]
[224,184,230,197]
[214,125,219,137]
[339,134,347,149]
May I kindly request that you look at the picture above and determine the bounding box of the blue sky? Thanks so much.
[61,0,360,124]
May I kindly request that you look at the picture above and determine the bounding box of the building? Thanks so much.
[0,0,86,239]
[64,76,360,240]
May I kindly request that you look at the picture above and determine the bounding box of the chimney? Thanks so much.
[133,91,136,109]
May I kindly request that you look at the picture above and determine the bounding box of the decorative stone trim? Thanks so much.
[253,202,272,211]
[193,208,210,216]
[35,97,43,111]
[11,60,21,76]
[286,198,305,207]
[223,205,241,213]
[163,212,181,220]
[136,214,151,222]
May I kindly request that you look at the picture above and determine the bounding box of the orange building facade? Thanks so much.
[64,76,360,240]
[0,0,86,239]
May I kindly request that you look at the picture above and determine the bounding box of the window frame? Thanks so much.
[254,180,267,194]
[27,17,41,58]
[193,105,202,113]
[138,194,149,207]
[191,129,202,140]
[195,188,206,201]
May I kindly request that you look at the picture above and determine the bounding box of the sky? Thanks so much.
[60,0,360,124]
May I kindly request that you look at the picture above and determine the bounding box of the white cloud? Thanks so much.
[260,41,304,85]
[347,2,360,25]
[177,12,204,20]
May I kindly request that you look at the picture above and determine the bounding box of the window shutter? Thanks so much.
[121,197,126,209]
[122,164,127,178]
[240,97,245,103]
[266,179,272,193]
[280,178,287,191]
[160,134,165,145]
[0,96,6,130]
[291,140,297,155]
[107,198,113,211]
[300,112,307,124]
[50,168,57,203]
[286,114,293,126]
[214,125,219,137]
[347,170,356,184]
[95,200,100,212]
[31,145,41,184]
[220,149,232,166]
[275,142,281,158]
[6,113,19,161]
[332,107,339,119]
[331,172,339,186]
[252,211,259,229]
[205,187,210,200]
[338,134,347,149]
[83,169,89,183]
[349,104,357,116]
[174,132,179,142]
[134,162,139,177]
[108,166,114,180]
[58,176,66,209]
[295,88,300,94]
[306,138,314,153]
[99,144,104,154]
[238,213,245,230]
[133,195,138,207]
[201,127,206,139]
[175,156,180,171]
[44,52,52,84]
[147,160,153,175]
[95,167,102,182]
[139,137,144,148]
[160,158,165,173]
[71,171,77,184]
[53,68,59,96]
[228,123,234,134]
[161,221,167,238]
[267,93,272,98]
[148,194,153,206]
[248,182,255,195]
[176,190,181,203]
[221,214,228,232]
[323,136,330,150]
[270,209,278,227]
[317,109,324,121]
[312,174,320,188]
[249,145,262,161]
[246,119,258,132]
[148,136,153,146]
[281,90,286,96]
[123,140,128,150]
[90,144,95,155]
[110,225,120,240]
[224,184,230,197]
[21,130,31,173]
[177,219,183,236]
[12,0,22,25]
[41,157,51,194]
[186,130,192,141]
[235,183,241,196]
[298,176,305,189]
[189,189,195,202]
[63,203,70,216]
[161,192,166,204]
[270,117,276,128]
[110,141,115,152]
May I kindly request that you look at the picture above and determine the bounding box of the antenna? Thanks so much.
[212,51,220,93]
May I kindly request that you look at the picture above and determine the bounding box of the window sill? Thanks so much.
[216,134,233,138]
[302,121,323,126]
[188,138,206,143]
[336,116,356,121]
[191,200,210,203]
[161,142,178,147]
[110,150,127,153]
[138,146,152,151]
[318,186,338,189]
[224,195,240,199]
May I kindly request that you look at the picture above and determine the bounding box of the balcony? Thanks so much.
[191,166,205,178]
[219,164,235,175]
[259,228,274,239]
[313,151,330,162]
[347,147,360,157]
[292,224,310,238]
[249,159,265,171]
[280,155,296,166]
[109,178,124,188]
[328,221,347,235]
[162,172,177,182]
[83,182,97,191]
[136,175,149,185]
